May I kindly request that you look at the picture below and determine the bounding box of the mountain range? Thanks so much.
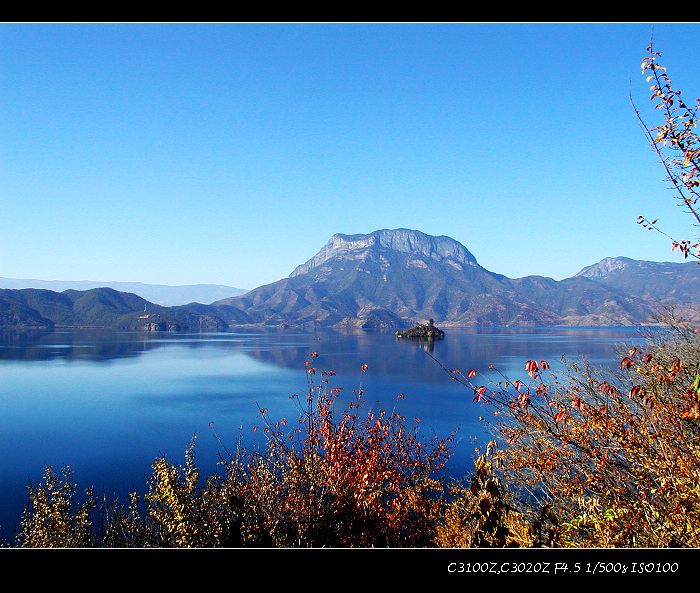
[0,278,247,306]
[1,228,698,331]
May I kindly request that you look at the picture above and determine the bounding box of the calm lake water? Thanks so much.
[0,326,652,539]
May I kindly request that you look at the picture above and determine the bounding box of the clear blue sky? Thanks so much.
[2,22,700,289]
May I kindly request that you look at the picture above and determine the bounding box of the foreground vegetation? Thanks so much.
[8,39,700,548]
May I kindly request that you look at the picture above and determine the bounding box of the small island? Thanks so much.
[395,318,444,339]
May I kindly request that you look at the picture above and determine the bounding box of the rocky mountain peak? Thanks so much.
[290,228,478,277]
[575,256,635,280]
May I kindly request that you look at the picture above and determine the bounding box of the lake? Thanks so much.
[0,325,651,540]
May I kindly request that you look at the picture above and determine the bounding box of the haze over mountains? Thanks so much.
[1,229,698,331]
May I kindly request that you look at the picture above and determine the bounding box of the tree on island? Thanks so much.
[395,318,445,339]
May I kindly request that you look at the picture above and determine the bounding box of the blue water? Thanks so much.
[0,326,650,541]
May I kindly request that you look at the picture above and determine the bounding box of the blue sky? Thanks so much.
[2,22,700,290]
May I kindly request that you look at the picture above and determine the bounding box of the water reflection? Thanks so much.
[0,328,318,362]
[0,326,651,369]
[239,326,650,384]
[0,326,656,540]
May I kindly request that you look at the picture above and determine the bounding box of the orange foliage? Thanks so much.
[224,354,455,547]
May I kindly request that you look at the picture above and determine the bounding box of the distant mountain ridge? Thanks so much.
[1,229,698,331]
[574,256,700,305]
[0,286,251,331]
[0,278,248,306]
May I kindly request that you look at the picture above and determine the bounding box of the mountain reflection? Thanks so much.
[0,327,650,383]
[237,326,646,385]
[0,329,147,362]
